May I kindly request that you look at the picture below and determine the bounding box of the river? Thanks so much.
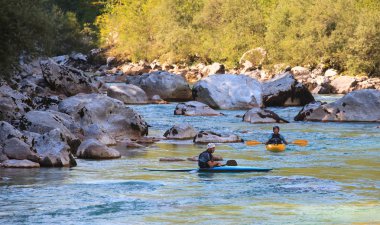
[1,95,379,224]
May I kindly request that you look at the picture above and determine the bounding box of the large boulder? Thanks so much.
[193,131,243,143]
[40,59,99,96]
[243,108,289,123]
[0,121,40,162]
[262,72,315,106]
[126,71,192,101]
[0,83,34,122]
[294,90,380,122]
[164,124,198,139]
[330,76,357,94]
[34,128,77,167]
[174,101,223,116]
[3,138,39,162]
[58,94,148,139]
[18,110,81,152]
[77,139,121,159]
[82,124,116,145]
[192,74,263,109]
[1,159,40,168]
[107,83,148,104]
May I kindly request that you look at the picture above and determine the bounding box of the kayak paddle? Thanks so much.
[246,140,308,146]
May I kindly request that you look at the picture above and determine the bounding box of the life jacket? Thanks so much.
[198,151,213,168]
[269,133,283,144]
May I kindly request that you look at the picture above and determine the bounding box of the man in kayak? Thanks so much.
[198,143,222,168]
[265,126,288,145]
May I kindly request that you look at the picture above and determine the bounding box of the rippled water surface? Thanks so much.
[1,95,379,224]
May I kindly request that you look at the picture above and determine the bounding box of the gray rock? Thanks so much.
[126,71,192,101]
[174,101,223,116]
[3,138,39,162]
[330,76,357,94]
[263,72,315,106]
[243,108,289,123]
[1,159,40,168]
[201,63,225,76]
[0,83,34,122]
[164,124,198,139]
[58,94,148,139]
[193,131,243,143]
[18,110,81,153]
[34,129,77,167]
[40,59,99,96]
[294,90,380,122]
[0,121,23,143]
[83,124,116,145]
[77,139,120,159]
[107,83,148,104]
[193,74,263,109]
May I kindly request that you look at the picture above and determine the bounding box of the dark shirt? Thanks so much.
[198,150,213,168]
[266,133,287,144]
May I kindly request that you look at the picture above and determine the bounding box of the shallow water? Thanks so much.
[1,95,380,224]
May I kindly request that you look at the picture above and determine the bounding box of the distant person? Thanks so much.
[265,126,288,145]
[198,143,222,168]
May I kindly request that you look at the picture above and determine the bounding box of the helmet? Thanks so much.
[207,143,216,149]
[273,126,280,131]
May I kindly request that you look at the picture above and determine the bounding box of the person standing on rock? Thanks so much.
[198,143,222,168]
[265,126,288,145]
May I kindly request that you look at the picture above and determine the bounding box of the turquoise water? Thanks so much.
[1,95,379,224]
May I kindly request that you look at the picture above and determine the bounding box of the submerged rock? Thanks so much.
[193,131,243,143]
[159,157,186,162]
[164,124,198,139]
[192,74,263,109]
[77,139,120,159]
[126,71,192,101]
[262,72,314,106]
[107,83,148,104]
[58,94,148,139]
[40,59,99,96]
[1,159,40,168]
[294,89,380,122]
[243,108,289,123]
[174,101,223,116]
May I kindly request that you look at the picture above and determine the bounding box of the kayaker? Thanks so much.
[265,126,288,145]
[198,143,222,168]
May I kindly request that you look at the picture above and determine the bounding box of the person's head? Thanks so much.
[273,126,280,134]
[207,143,216,153]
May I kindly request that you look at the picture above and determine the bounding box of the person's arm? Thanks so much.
[280,134,288,145]
[264,134,272,145]
[207,161,221,168]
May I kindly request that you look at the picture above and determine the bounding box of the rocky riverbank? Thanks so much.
[1,50,379,168]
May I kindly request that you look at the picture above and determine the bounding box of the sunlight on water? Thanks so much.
[1,95,379,224]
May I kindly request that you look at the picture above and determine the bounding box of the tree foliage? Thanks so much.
[97,0,380,76]
[0,0,100,77]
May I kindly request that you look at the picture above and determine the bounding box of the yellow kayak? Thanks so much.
[266,144,286,152]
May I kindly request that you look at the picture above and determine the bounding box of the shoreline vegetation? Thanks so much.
[1,0,380,79]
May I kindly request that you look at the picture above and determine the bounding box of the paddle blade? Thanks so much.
[246,140,262,146]
[292,140,308,146]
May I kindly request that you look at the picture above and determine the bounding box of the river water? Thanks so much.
[1,95,379,224]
